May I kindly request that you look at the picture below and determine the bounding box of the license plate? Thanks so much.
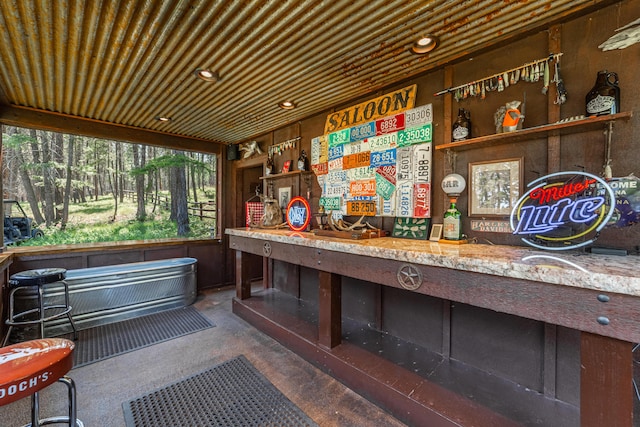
[350,122,376,142]
[404,104,433,128]
[328,128,350,146]
[350,179,376,197]
[370,148,396,167]
[376,113,405,135]
[397,123,432,147]
[347,201,376,216]
[342,151,371,170]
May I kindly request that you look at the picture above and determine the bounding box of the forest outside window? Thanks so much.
[1,126,219,246]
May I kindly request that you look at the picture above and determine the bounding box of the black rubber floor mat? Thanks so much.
[122,355,318,427]
[59,306,215,368]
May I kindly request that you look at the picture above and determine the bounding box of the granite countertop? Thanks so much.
[226,228,640,297]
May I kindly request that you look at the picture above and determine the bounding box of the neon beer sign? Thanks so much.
[510,171,615,250]
[286,196,311,232]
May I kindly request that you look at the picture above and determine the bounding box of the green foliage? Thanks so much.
[130,154,211,176]
[2,133,35,148]
[17,194,217,246]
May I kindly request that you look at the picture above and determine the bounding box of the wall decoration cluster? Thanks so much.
[310,102,434,218]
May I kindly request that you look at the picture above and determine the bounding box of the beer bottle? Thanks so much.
[452,108,471,141]
[443,198,462,240]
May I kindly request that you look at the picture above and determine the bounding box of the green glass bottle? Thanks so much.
[443,198,462,240]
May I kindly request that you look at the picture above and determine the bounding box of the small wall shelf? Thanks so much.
[260,170,313,180]
[435,111,633,152]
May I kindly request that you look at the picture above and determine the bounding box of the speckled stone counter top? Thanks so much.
[227,228,640,298]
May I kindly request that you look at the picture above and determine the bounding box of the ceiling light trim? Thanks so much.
[194,68,220,82]
[411,34,440,54]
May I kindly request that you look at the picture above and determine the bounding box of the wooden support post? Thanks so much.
[318,270,341,349]
[548,25,562,173]
[235,250,251,300]
[262,256,270,289]
[580,332,633,427]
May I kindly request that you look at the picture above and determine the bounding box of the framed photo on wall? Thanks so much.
[468,158,523,217]
[278,186,292,209]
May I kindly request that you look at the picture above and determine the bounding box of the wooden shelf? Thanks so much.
[259,170,313,180]
[435,111,633,152]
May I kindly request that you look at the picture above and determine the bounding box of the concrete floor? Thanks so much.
[0,285,407,427]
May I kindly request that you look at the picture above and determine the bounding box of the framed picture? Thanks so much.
[468,158,523,217]
[392,217,430,240]
[278,186,292,209]
[429,224,443,241]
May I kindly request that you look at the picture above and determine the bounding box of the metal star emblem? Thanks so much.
[397,264,423,290]
[263,242,272,257]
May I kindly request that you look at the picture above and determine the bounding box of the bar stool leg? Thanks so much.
[2,288,18,346]
[30,391,41,427]
[38,284,46,340]
[2,325,13,347]
[62,281,78,340]
[27,376,84,427]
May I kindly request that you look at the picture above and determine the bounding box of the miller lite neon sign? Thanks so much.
[510,171,615,250]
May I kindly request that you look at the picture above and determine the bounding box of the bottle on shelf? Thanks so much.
[452,108,471,141]
[443,198,462,240]
[265,155,274,176]
[586,70,620,117]
[297,150,308,171]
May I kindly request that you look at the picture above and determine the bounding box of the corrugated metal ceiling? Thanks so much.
[0,0,613,147]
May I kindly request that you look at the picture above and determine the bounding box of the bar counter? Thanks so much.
[227,228,638,427]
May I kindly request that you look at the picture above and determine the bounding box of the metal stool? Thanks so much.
[2,268,78,347]
[0,338,83,426]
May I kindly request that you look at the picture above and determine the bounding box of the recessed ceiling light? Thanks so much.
[278,101,296,110]
[194,68,220,82]
[411,35,439,54]
[155,116,171,122]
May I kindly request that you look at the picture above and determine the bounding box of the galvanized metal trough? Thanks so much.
[15,257,198,336]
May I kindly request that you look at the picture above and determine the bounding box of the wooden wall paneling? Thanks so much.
[443,66,453,147]
[580,332,633,427]
[442,300,452,358]
[543,323,558,397]
[188,243,226,289]
[143,246,188,261]
[547,25,562,173]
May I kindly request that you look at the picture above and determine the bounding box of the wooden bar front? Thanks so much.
[229,228,637,427]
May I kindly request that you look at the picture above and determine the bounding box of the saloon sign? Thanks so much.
[510,171,615,250]
[324,85,417,134]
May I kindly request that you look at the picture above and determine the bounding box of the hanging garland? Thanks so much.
[434,53,566,104]
[268,136,301,157]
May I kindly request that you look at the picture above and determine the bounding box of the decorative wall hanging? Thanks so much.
[599,18,640,51]
[311,103,433,218]
[392,217,430,239]
[238,140,263,158]
[324,85,417,134]
[268,136,301,157]
[434,53,564,102]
